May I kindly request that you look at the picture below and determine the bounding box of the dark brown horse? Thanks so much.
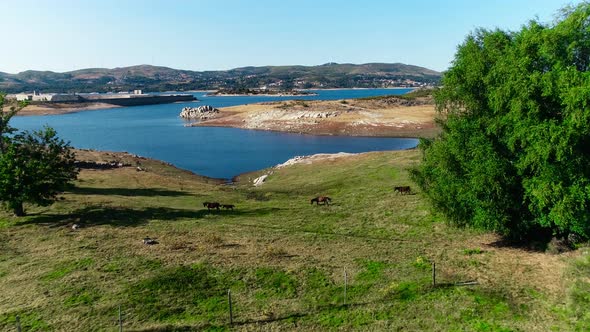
[221,204,235,210]
[311,196,332,205]
[394,186,411,195]
[203,202,221,210]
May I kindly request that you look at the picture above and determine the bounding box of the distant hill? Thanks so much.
[0,63,441,93]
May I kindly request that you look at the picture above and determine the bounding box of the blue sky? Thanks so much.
[0,0,582,73]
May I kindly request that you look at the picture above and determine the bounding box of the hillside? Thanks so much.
[0,63,441,93]
[0,149,587,331]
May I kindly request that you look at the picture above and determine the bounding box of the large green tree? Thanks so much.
[0,94,78,216]
[411,3,590,241]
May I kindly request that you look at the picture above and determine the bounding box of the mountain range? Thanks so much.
[0,63,441,93]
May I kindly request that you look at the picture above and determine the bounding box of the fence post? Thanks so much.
[432,262,436,287]
[118,304,123,332]
[228,289,233,325]
[344,268,348,306]
[15,315,21,332]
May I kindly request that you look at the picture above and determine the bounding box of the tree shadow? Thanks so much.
[485,226,560,253]
[486,236,553,253]
[69,186,191,197]
[17,206,285,229]
[18,206,202,228]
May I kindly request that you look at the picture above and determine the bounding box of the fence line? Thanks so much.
[11,262,478,331]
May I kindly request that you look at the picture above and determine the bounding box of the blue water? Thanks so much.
[11,89,418,179]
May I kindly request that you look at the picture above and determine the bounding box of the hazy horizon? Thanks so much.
[0,0,583,74]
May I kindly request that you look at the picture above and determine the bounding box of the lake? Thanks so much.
[11,89,419,179]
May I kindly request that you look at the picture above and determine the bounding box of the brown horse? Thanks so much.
[203,202,221,211]
[311,196,332,205]
[221,204,235,210]
[394,186,411,195]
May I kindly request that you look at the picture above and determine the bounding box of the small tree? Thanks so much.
[0,94,78,216]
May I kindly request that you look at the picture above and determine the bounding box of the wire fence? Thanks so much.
[9,261,479,331]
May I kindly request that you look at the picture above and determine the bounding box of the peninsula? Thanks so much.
[190,90,438,138]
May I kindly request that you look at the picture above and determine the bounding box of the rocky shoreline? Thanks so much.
[179,105,220,120]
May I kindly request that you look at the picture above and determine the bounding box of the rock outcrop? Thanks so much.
[275,153,355,168]
[180,105,220,120]
[296,111,340,119]
[253,174,268,186]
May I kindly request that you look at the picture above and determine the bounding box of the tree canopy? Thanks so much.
[0,94,78,216]
[411,3,590,241]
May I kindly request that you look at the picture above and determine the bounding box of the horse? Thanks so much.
[311,196,332,205]
[221,204,235,210]
[203,202,221,210]
[394,186,411,195]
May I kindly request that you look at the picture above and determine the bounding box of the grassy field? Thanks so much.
[0,149,587,331]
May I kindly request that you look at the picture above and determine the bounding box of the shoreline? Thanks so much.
[300,87,416,91]
[204,87,413,96]
[206,92,318,97]
[192,122,430,139]
[74,148,228,183]
[10,94,438,139]
[75,147,416,184]
[13,102,121,116]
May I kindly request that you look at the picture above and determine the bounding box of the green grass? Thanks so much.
[464,248,485,255]
[567,251,590,330]
[127,264,235,323]
[0,149,585,331]
[42,258,94,281]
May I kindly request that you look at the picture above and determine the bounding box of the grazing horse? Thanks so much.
[221,204,235,210]
[394,186,411,195]
[311,196,332,205]
[203,202,221,211]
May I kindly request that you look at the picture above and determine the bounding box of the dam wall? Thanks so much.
[82,94,196,106]
[17,92,197,106]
